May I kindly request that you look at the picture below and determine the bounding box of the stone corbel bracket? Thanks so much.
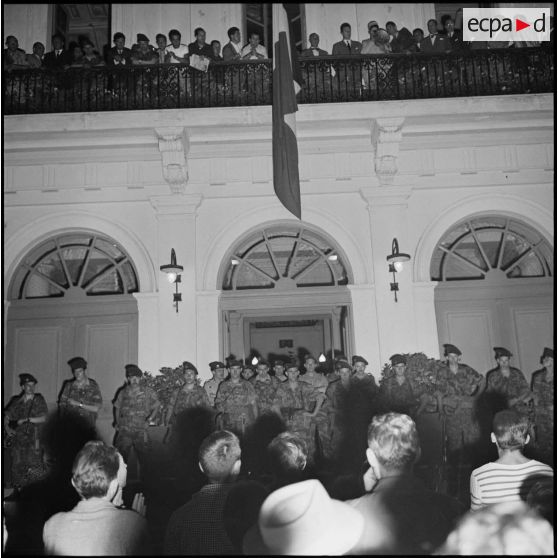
[155,127,190,194]
[372,117,405,186]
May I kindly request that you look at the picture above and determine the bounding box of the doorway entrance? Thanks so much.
[219,223,354,364]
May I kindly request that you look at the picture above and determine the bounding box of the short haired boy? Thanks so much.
[43,441,149,555]
[470,410,553,510]
[164,430,241,555]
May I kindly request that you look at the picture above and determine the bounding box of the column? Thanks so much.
[150,194,202,368]
[331,306,342,353]
[132,292,160,374]
[413,281,441,359]
[361,187,416,364]
[228,311,244,363]
[348,285,382,379]
[196,290,221,382]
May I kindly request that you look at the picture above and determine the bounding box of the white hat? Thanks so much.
[254,479,364,555]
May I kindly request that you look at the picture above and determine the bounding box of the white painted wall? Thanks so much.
[3,3,52,53]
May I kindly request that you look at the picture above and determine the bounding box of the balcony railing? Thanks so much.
[4,48,553,115]
[299,47,554,103]
[4,60,271,114]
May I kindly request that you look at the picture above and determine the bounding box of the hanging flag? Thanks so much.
[272,3,301,219]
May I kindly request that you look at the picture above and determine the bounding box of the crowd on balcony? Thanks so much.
[3,345,555,554]
[3,10,554,112]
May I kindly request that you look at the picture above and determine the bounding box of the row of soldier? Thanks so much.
[4,345,554,490]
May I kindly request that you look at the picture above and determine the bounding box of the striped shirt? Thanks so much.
[470,459,553,510]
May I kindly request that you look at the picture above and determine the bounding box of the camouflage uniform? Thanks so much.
[299,372,329,394]
[114,384,160,461]
[4,393,48,488]
[203,378,222,407]
[59,378,103,426]
[485,367,531,416]
[325,379,351,459]
[169,385,211,422]
[531,368,554,465]
[215,379,257,435]
[379,376,418,417]
[272,381,329,462]
[436,364,483,453]
[251,375,280,412]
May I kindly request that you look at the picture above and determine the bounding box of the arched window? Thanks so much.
[10,233,139,299]
[430,216,553,281]
[222,225,350,290]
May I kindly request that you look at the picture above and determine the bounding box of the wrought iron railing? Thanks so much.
[4,48,553,114]
[4,60,272,114]
[299,47,554,103]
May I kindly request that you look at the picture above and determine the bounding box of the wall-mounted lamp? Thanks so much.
[251,356,259,365]
[318,353,327,363]
[160,248,184,313]
[386,238,410,302]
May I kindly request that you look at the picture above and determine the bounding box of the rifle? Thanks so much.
[163,388,181,445]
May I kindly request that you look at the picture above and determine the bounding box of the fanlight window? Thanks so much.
[222,226,349,290]
[11,233,139,299]
[431,217,553,281]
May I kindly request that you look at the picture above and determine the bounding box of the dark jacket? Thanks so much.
[43,49,71,69]
[331,40,362,55]
[389,27,414,53]
[300,47,329,57]
[347,475,465,555]
[420,34,451,52]
[188,41,212,58]
[106,46,133,66]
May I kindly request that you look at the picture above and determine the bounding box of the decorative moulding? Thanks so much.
[372,117,405,186]
[155,127,190,194]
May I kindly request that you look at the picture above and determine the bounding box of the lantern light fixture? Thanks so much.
[386,238,410,302]
[160,248,183,313]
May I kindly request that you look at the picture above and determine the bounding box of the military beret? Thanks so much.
[352,355,368,366]
[125,364,142,377]
[137,33,149,43]
[540,347,554,363]
[19,373,37,386]
[494,347,512,359]
[209,361,226,370]
[183,361,198,374]
[228,359,243,368]
[368,20,379,30]
[390,354,407,366]
[273,359,285,367]
[68,357,87,370]
[304,354,317,362]
[284,360,300,371]
[243,364,255,372]
[443,344,462,357]
[257,359,269,367]
[335,360,352,371]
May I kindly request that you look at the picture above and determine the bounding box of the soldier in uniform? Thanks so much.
[4,374,48,488]
[485,347,533,416]
[379,354,419,417]
[531,347,554,466]
[299,355,328,394]
[113,364,160,464]
[241,364,256,381]
[251,360,280,413]
[325,360,353,462]
[59,357,102,427]
[437,344,485,457]
[166,362,211,429]
[272,359,288,382]
[214,360,258,436]
[272,360,327,464]
[203,361,227,407]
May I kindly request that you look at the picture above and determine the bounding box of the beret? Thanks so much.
[352,355,368,366]
[390,354,407,366]
[443,344,462,356]
[68,357,87,370]
[209,361,226,370]
[19,373,37,386]
[494,347,512,358]
[125,364,142,377]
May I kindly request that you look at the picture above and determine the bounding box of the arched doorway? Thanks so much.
[5,231,140,442]
[219,223,354,364]
[431,215,553,377]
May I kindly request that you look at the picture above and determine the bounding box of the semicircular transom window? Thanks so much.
[222,225,350,290]
[431,216,553,281]
[10,233,139,300]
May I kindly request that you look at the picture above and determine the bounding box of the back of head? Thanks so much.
[492,410,529,450]
[436,501,554,555]
[368,413,420,472]
[199,430,241,482]
[72,440,119,499]
[267,432,307,486]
